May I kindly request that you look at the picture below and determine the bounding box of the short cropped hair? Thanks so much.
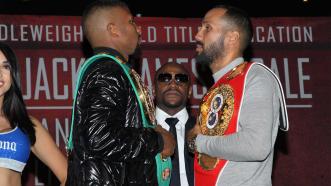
[215,5,253,53]
[81,0,129,38]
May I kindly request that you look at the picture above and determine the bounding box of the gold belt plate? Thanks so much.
[198,84,234,170]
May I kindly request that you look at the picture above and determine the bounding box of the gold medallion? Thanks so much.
[198,84,234,170]
[199,84,234,136]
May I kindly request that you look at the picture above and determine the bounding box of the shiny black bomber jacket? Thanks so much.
[66,49,162,186]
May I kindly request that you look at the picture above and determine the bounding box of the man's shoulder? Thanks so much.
[247,63,278,83]
[250,62,275,76]
[246,63,281,95]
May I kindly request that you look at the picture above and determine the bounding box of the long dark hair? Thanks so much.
[0,42,36,145]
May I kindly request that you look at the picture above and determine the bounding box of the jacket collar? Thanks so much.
[93,47,127,63]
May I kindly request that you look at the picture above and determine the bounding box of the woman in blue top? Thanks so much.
[0,42,67,186]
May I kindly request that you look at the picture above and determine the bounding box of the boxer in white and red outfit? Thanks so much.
[187,5,288,186]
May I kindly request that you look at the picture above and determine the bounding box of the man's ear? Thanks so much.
[227,30,240,45]
[107,23,119,37]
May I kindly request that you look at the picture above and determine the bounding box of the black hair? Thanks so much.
[215,5,253,53]
[0,42,36,145]
[82,0,129,38]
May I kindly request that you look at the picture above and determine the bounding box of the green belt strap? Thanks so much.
[67,54,171,186]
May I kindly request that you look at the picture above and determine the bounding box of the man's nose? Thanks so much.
[168,78,178,87]
[195,28,203,41]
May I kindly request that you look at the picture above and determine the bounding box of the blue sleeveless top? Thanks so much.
[0,127,31,172]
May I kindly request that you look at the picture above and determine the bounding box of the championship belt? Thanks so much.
[198,84,234,170]
[67,54,172,186]
[130,69,156,126]
[194,62,251,186]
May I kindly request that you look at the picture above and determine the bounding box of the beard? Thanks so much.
[195,51,212,65]
[196,35,226,66]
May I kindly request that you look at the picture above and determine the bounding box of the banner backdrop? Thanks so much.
[0,15,330,186]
